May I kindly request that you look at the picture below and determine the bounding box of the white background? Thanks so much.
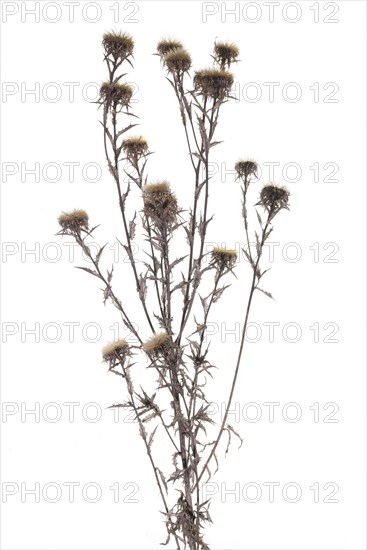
[1,1,366,549]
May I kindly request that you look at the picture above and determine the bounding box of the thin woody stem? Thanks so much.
[178,99,220,341]
[177,96,208,343]
[103,60,156,334]
[118,360,182,549]
[193,212,272,492]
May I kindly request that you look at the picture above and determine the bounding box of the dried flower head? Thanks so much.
[164,48,192,75]
[58,209,89,233]
[143,181,178,227]
[259,184,290,212]
[143,331,170,357]
[194,69,234,100]
[122,136,149,160]
[100,82,133,109]
[102,31,134,62]
[102,339,129,364]
[157,38,183,56]
[235,159,258,181]
[211,246,237,270]
[214,41,239,69]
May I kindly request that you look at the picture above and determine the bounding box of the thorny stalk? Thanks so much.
[57,33,290,549]
[102,51,156,335]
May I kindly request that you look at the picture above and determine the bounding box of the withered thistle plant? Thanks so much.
[57,31,290,549]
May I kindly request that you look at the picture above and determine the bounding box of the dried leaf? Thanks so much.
[256,209,263,228]
[212,284,231,304]
[257,287,275,300]
[138,272,148,301]
[129,213,137,240]
[107,265,114,284]
[95,243,107,265]
[227,424,243,449]
[156,467,168,495]
[199,294,208,315]
[209,140,223,148]
[75,266,99,278]
[148,425,158,449]
[169,255,188,272]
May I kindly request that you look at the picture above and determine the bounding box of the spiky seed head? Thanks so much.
[143,181,178,226]
[58,209,89,232]
[259,184,290,211]
[100,82,133,108]
[144,181,170,194]
[211,246,237,270]
[214,41,239,69]
[102,31,134,61]
[157,38,183,56]
[122,136,149,160]
[194,69,234,100]
[164,48,192,74]
[142,331,170,356]
[102,339,129,363]
[235,159,258,180]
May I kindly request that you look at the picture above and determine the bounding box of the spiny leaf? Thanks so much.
[256,209,263,228]
[227,424,243,449]
[148,425,158,449]
[129,213,137,240]
[169,255,188,272]
[156,467,168,495]
[95,243,107,265]
[257,287,274,300]
[75,266,99,278]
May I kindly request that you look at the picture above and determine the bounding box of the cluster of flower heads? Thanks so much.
[101,332,171,367]
[100,82,133,111]
[195,41,237,100]
[143,181,178,228]
[157,39,192,77]
[102,31,134,64]
[58,209,89,234]
[156,38,237,101]
[234,160,290,214]
[211,247,237,270]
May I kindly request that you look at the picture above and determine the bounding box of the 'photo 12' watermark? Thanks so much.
[1,1,140,24]
[201,2,340,24]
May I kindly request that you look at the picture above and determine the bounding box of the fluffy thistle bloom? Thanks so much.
[102,31,134,62]
[100,82,133,109]
[143,181,178,227]
[214,42,239,69]
[194,69,234,100]
[102,339,129,364]
[122,136,149,161]
[58,209,89,232]
[259,184,290,212]
[164,48,192,75]
[143,331,170,357]
[211,246,237,270]
[235,159,258,181]
[157,38,183,56]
